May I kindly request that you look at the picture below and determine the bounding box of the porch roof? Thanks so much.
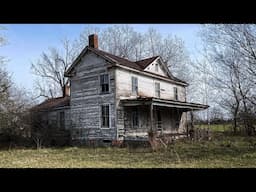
[120,97,209,111]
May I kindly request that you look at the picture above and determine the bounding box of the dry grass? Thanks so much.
[1,135,256,168]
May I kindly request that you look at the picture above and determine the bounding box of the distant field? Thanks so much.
[195,123,232,132]
[1,135,256,168]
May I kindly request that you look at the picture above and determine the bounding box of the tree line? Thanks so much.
[0,24,256,145]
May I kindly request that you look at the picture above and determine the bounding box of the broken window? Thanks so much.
[100,74,109,93]
[101,105,110,128]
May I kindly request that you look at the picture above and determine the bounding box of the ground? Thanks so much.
[1,135,256,168]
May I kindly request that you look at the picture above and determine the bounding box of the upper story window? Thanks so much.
[155,82,160,98]
[155,63,159,72]
[174,87,178,100]
[100,74,109,93]
[131,76,138,95]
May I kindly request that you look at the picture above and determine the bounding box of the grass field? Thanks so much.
[195,123,232,132]
[1,135,256,168]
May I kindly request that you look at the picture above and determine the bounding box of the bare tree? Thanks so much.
[31,38,76,99]
[33,25,192,100]
[198,24,256,135]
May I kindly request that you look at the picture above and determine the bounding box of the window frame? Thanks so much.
[174,87,178,100]
[59,111,65,130]
[131,108,139,129]
[100,73,110,94]
[101,104,110,129]
[155,82,160,98]
[131,76,138,95]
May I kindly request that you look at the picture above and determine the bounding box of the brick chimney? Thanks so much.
[63,83,70,97]
[88,34,98,49]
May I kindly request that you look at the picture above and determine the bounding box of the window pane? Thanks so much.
[155,82,160,98]
[101,105,110,127]
[100,74,109,93]
[132,76,138,94]
[132,109,138,128]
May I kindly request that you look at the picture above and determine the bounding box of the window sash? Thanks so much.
[132,76,138,94]
[101,105,110,127]
[155,82,160,98]
[100,74,109,93]
[132,109,139,128]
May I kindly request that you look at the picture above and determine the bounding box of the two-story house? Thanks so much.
[33,34,208,145]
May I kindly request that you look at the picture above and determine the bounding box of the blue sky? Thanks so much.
[0,24,202,92]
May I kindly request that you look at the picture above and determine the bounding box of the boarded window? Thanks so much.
[100,74,109,93]
[131,108,139,128]
[174,87,178,100]
[131,76,138,95]
[101,105,110,128]
[155,82,160,98]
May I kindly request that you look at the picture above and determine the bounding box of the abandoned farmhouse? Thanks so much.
[32,34,208,145]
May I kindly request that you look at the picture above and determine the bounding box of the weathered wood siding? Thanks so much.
[144,60,168,77]
[70,51,116,140]
[115,68,186,101]
[39,107,70,130]
[115,67,187,140]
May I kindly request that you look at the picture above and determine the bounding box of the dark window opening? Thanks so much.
[101,105,110,128]
[59,111,65,129]
[156,110,162,130]
[100,74,109,93]
[174,87,178,100]
[132,108,139,128]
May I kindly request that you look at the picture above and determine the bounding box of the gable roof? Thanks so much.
[31,96,70,111]
[135,56,159,69]
[65,46,187,85]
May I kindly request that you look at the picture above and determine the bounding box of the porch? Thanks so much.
[119,97,208,140]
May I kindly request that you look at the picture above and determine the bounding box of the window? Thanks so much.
[155,82,160,98]
[100,74,109,93]
[131,108,139,128]
[59,111,65,129]
[174,87,178,100]
[101,105,110,128]
[155,63,159,72]
[131,76,138,95]
[156,110,162,130]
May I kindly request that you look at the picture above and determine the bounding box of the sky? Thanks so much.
[0,24,202,92]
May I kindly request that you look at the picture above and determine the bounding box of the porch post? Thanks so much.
[150,103,154,131]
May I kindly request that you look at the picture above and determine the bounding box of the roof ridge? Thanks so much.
[135,56,159,63]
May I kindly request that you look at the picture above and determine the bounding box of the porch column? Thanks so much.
[150,103,154,131]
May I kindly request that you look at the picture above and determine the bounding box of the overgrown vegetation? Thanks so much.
[1,135,256,168]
